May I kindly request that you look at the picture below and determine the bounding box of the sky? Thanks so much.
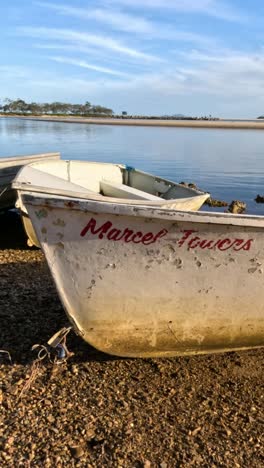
[1,0,264,117]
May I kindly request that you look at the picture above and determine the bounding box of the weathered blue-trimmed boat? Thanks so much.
[13,160,209,246]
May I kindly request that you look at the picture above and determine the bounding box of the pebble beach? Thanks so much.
[0,211,263,467]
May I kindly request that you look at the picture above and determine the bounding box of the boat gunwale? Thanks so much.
[13,159,209,197]
[21,192,264,227]
[14,182,209,207]
[0,152,60,166]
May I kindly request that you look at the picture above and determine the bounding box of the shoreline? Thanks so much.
[2,114,264,129]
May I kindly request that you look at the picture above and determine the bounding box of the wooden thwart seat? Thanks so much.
[100,180,161,201]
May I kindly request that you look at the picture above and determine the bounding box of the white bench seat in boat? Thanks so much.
[13,166,94,195]
[100,180,161,201]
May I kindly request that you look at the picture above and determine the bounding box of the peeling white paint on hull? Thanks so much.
[21,194,264,357]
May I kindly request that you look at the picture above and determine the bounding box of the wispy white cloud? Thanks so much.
[174,49,264,97]
[19,26,162,62]
[5,46,264,102]
[34,43,99,55]
[34,43,152,72]
[35,1,216,46]
[50,49,264,99]
[180,48,264,75]
[106,0,248,22]
[35,1,153,34]
[49,56,131,77]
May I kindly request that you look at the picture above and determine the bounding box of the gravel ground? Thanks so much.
[0,211,263,467]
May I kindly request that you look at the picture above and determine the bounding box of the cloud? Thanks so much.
[180,48,264,76]
[5,45,264,102]
[174,49,264,97]
[49,56,131,77]
[77,50,264,99]
[106,0,248,23]
[33,43,153,73]
[83,48,264,100]
[35,2,153,34]
[35,1,215,46]
[19,26,162,62]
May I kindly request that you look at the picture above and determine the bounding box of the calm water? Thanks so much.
[1,117,264,214]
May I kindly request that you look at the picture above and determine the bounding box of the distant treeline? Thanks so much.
[0,99,114,116]
[0,98,220,120]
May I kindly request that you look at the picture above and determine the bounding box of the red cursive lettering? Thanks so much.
[178,229,196,246]
[131,232,143,243]
[80,219,254,252]
[177,230,254,252]
[122,228,135,242]
[152,229,168,244]
[216,238,234,251]
[80,218,168,245]
[141,232,154,244]
[235,239,253,251]
[199,239,215,249]
[188,237,201,249]
[80,218,112,238]
[107,228,123,241]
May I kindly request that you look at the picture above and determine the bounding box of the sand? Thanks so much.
[2,115,264,129]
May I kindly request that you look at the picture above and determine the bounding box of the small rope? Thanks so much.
[17,359,43,400]
[17,326,73,400]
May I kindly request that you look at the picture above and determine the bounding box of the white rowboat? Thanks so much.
[17,189,264,358]
[13,160,210,246]
[0,152,60,210]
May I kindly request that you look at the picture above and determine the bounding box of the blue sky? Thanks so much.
[1,0,264,117]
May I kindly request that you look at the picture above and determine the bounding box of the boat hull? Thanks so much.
[22,194,264,357]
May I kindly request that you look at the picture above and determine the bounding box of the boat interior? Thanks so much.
[14,160,204,202]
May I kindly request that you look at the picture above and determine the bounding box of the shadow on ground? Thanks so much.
[0,258,121,364]
[0,211,119,364]
[0,210,28,250]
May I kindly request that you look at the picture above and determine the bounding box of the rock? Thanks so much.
[228,200,246,214]
[179,181,199,190]
[205,197,228,207]
[69,443,86,458]
[188,183,198,189]
[255,194,264,203]
[47,414,55,424]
